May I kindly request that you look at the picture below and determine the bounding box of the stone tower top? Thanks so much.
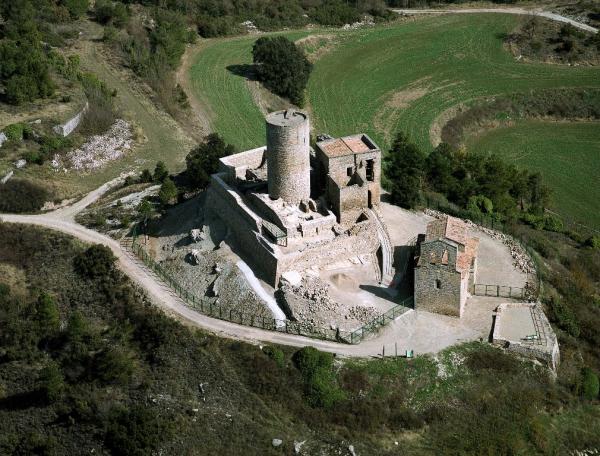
[266,109,308,128]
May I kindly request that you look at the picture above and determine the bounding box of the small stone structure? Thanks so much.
[0,132,7,148]
[493,302,560,370]
[53,102,88,137]
[206,110,392,286]
[414,216,479,317]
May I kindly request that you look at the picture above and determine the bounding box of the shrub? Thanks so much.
[581,368,599,400]
[158,178,177,205]
[252,36,312,106]
[262,346,285,368]
[153,161,169,183]
[74,244,116,279]
[546,295,580,337]
[38,362,65,403]
[139,169,153,183]
[35,292,60,336]
[105,405,174,456]
[3,123,25,141]
[543,215,564,233]
[293,346,345,407]
[584,236,600,249]
[0,179,50,213]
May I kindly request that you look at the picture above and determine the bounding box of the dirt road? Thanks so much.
[0,182,494,358]
[393,8,598,33]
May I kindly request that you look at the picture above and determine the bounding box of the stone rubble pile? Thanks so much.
[64,119,133,171]
[424,208,536,275]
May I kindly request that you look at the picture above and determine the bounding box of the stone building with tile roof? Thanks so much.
[414,216,479,317]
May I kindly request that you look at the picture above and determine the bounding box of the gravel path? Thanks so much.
[393,8,598,33]
[0,182,501,358]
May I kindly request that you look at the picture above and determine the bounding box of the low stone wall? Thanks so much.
[492,302,560,370]
[219,146,266,182]
[1,170,13,185]
[53,102,88,137]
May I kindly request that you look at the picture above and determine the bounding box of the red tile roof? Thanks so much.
[318,135,373,158]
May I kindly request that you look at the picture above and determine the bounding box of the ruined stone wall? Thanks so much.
[219,146,266,183]
[206,175,280,283]
[53,102,88,137]
[282,221,378,274]
[414,241,463,317]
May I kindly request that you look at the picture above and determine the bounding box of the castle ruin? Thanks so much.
[206,110,394,287]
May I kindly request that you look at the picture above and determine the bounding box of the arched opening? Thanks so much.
[435,279,442,289]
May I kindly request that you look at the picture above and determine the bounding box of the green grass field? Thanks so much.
[188,14,600,153]
[466,121,600,227]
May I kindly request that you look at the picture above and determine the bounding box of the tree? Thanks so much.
[38,362,65,403]
[582,368,599,400]
[35,292,60,336]
[139,169,153,183]
[62,0,89,18]
[74,244,116,279]
[252,36,312,106]
[185,133,235,189]
[153,161,169,183]
[158,178,177,205]
[384,132,426,208]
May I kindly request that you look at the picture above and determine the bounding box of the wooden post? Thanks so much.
[395,342,398,358]
[382,345,385,358]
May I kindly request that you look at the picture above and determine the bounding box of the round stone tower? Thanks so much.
[266,109,310,205]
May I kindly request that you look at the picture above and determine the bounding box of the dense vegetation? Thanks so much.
[385,132,550,220]
[466,121,600,227]
[0,2,57,104]
[0,179,50,213]
[507,19,600,65]
[1,223,599,455]
[185,133,235,189]
[252,36,312,106]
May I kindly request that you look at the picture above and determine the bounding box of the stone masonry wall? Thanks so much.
[414,241,463,317]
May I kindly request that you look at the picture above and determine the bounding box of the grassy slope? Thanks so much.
[8,23,195,202]
[189,15,600,153]
[466,120,600,227]
[188,32,310,151]
[308,14,600,151]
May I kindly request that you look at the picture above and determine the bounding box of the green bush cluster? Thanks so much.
[185,133,235,189]
[293,347,345,407]
[252,36,312,106]
[385,132,550,217]
[0,178,50,213]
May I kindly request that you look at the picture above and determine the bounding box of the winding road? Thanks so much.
[0,180,488,358]
[393,8,598,33]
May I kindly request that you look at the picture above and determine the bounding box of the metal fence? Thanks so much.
[349,296,414,344]
[472,284,524,299]
[129,226,411,345]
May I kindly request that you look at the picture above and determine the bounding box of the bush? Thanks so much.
[262,346,285,368]
[581,368,599,400]
[74,244,116,279]
[252,36,312,106]
[158,178,177,205]
[105,405,174,456]
[546,295,580,337]
[3,123,25,141]
[584,236,600,249]
[293,347,345,407]
[153,161,169,183]
[0,179,50,213]
[38,362,65,403]
[543,215,564,233]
